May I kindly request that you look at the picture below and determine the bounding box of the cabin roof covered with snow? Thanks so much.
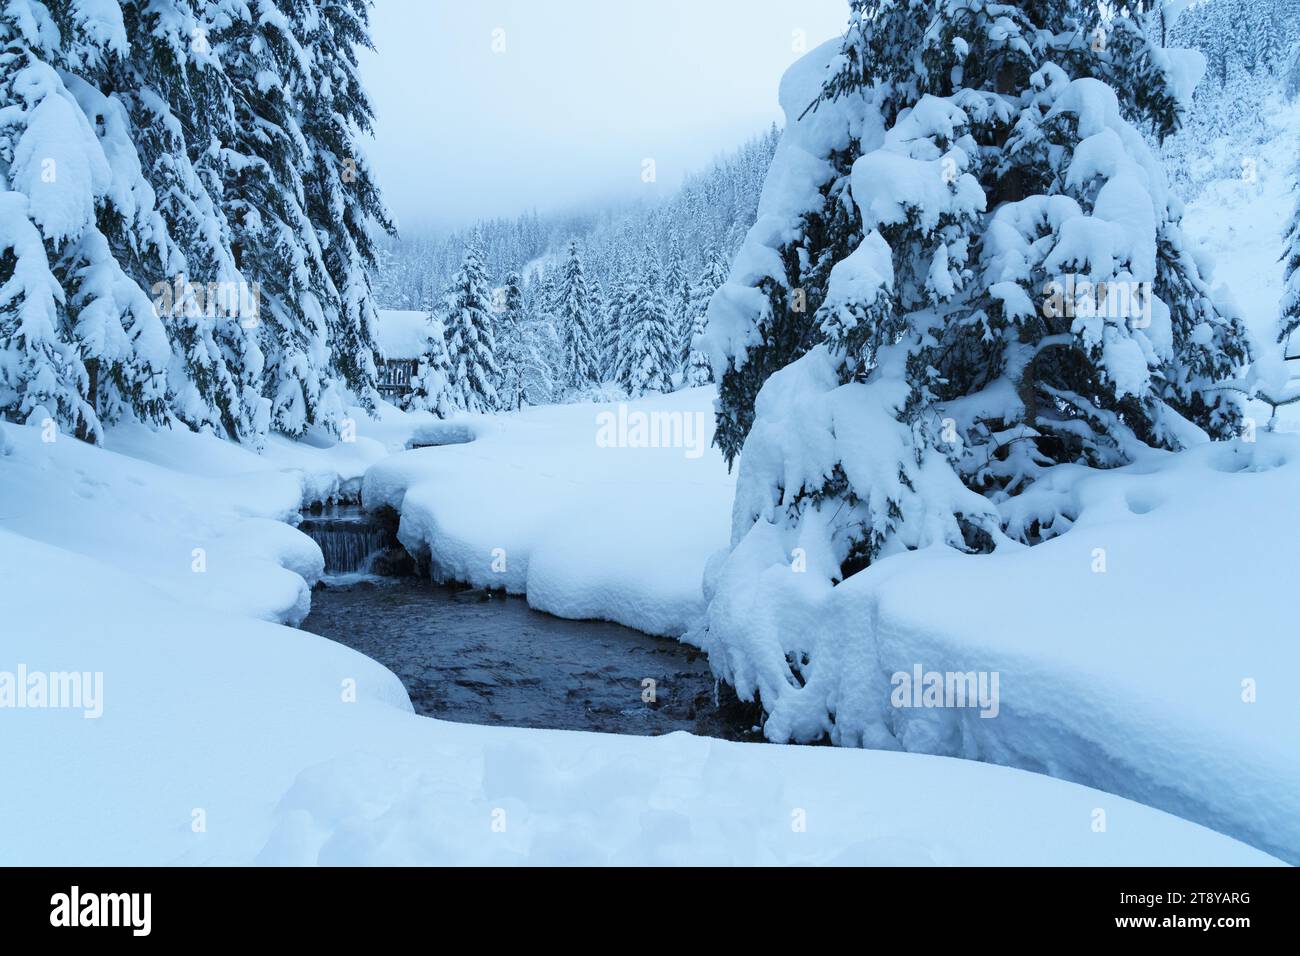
[376,310,436,359]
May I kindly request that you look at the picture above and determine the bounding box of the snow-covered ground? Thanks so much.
[1,405,1281,864]
[698,431,1300,862]
[357,383,1300,863]
[364,387,736,638]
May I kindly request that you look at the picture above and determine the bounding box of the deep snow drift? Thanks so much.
[696,420,1300,863]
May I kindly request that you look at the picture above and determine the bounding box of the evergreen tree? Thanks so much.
[297,0,394,416]
[662,248,692,372]
[697,1,1253,733]
[0,1,171,443]
[685,249,728,387]
[408,313,455,418]
[444,242,500,413]
[1281,190,1300,352]
[1170,0,1300,86]
[684,312,713,387]
[601,279,635,382]
[707,26,866,463]
[589,277,613,380]
[518,281,563,405]
[557,241,599,393]
[617,252,675,396]
[496,271,528,410]
[111,0,268,445]
[0,0,392,446]
[213,0,334,437]
[691,0,1258,749]
[0,192,92,434]
[1255,9,1287,73]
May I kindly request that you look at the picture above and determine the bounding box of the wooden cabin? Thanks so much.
[377,356,418,399]
[375,310,434,401]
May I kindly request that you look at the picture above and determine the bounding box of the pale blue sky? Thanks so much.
[360,0,848,230]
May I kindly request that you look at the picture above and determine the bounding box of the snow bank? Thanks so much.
[110,400,433,508]
[0,525,412,865]
[699,431,1300,863]
[0,397,433,624]
[253,723,1278,866]
[0,508,1270,863]
[0,419,317,625]
[363,388,735,637]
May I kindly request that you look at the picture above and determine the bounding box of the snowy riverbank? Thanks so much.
[364,387,736,638]
[360,390,1300,864]
[1,407,1283,864]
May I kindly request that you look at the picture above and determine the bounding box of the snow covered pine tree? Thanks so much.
[495,271,529,411]
[407,312,455,418]
[1281,184,1300,353]
[696,0,1252,745]
[443,241,501,413]
[617,250,675,396]
[298,0,394,422]
[1264,166,1300,417]
[557,240,599,394]
[663,246,693,372]
[0,1,172,443]
[684,248,729,386]
[0,0,392,445]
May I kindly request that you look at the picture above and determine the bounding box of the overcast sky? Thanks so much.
[359,0,848,232]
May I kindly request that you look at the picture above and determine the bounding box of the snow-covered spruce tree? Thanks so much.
[685,247,728,385]
[684,311,713,387]
[557,241,599,393]
[695,0,1251,746]
[495,271,528,410]
[0,2,171,443]
[105,0,268,445]
[1288,37,1300,100]
[296,0,394,415]
[710,0,1206,470]
[1281,190,1300,352]
[407,312,455,418]
[444,242,501,413]
[211,0,335,437]
[617,252,675,396]
[663,248,692,372]
[0,190,91,434]
[519,291,563,405]
[589,277,613,380]
[601,279,634,383]
[1254,7,1287,74]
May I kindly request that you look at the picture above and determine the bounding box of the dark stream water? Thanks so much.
[297,507,759,739]
[302,578,758,739]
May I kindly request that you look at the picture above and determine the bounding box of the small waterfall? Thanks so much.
[299,506,394,575]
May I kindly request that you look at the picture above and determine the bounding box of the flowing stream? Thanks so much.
[298,507,759,740]
[297,504,392,575]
